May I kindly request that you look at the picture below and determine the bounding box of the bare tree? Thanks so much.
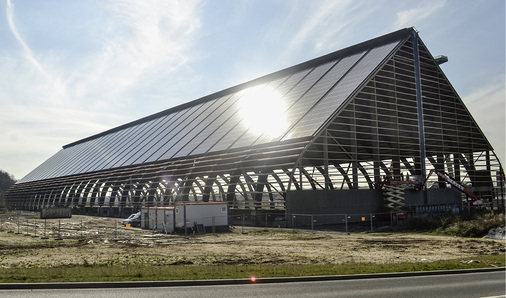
[0,170,16,195]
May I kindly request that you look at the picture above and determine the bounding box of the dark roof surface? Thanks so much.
[18,28,411,183]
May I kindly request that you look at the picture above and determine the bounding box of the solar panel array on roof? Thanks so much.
[18,32,405,183]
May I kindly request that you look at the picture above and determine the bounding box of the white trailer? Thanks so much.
[174,202,228,232]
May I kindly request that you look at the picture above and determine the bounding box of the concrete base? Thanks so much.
[285,188,463,227]
[286,189,382,226]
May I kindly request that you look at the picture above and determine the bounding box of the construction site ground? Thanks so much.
[0,211,504,269]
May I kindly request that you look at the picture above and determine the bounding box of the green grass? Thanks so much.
[0,255,504,283]
[0,211,504,283]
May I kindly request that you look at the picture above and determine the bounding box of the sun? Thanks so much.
[238,85,288,139]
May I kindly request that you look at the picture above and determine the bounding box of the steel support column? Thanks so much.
[412,30,427,181]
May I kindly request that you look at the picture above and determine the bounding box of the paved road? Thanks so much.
[1,270,504,298]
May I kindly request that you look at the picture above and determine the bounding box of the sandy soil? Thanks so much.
[0,212,504,269]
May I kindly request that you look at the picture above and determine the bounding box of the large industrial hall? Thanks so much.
[5,27,504,226]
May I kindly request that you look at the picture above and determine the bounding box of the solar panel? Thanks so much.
[173,93,238,157]
[252,60,337,145]
[16,31,408,183]
[189,93,244,155]
[116,112,182,167]
[98,117,167,170]
[230,71,310,149]
[285,40,401,139]
[142,100,222,163]
[155,97,224,160]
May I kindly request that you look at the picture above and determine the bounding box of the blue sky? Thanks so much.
[1,0,504,180]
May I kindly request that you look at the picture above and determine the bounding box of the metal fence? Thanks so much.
[0,209,446,241]
[0,213,131,241]
[227,211,413,233]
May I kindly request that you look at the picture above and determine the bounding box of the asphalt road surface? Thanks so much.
[1,270,504,298]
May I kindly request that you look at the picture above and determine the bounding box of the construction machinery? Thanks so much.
[419,169,483,207]
[377,169,483,216]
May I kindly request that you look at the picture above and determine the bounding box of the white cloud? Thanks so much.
[73,0,203,109]
[272,0,431,64]
[280,0,362,59]
[6,0,68,104]
[3,0,203,111]
[394,0,447,29]
[0,0,204,179]
[6,0,45,76]
[233,0,386,74]
[463,75,506,164]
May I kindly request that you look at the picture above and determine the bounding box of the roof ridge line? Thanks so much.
[63,27,415,149]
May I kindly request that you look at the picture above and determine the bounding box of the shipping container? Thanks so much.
[174,202,228,232]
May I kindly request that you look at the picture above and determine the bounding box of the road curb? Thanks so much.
[0,267,504,290]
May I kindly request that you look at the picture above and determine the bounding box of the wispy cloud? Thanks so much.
[393,0,447,29]
[3,0,203,114]
[0,0,203,178]
[6,0,45,76]
[279,0,447,61]
[6,0,67,103]
[229,0,452,91]
[272,0,388,64]
[82,0,202,103]
[65,0,203,113]
[463,74,505,162]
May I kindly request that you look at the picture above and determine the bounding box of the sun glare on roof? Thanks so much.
[238,85,288,139]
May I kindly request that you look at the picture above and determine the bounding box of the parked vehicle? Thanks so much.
[122,212,141,227]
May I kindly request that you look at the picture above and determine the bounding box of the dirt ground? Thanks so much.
[0,212,504,269]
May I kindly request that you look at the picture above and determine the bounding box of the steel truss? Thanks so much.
[6,31,505,214]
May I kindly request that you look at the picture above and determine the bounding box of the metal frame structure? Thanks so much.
[5,28,504,218]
